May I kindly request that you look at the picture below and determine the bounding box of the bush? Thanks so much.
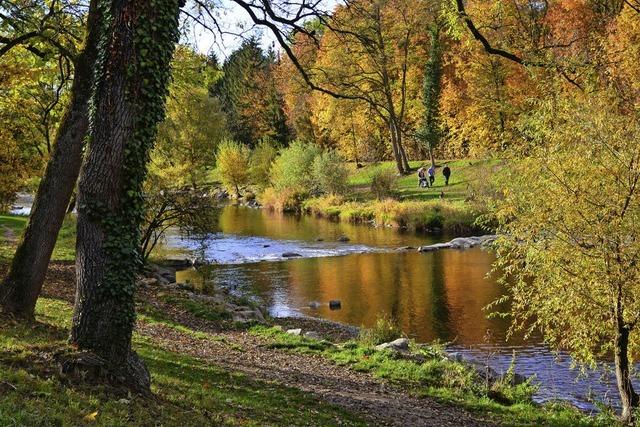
[370,169,398,199]
[359,314,403,346]
[250,138,278,191]
[259,187,304,212]
[270,140,321,194]
[216,139,250,197]
[311,150,349,195]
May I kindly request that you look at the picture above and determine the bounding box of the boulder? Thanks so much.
[375,338,410,352]
[329,300,341,310]
[315,238,324,242]
[286,328,302,336]
[337,235,350,242]
[308,301,321,309]
[282,252,302,258]
[303,331,321,340]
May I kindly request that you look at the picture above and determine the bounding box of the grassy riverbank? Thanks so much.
[261,159,498,234]
[0,298,366,426]
[0,263,616,426]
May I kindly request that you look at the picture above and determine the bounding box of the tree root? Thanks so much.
[56,350,151,396]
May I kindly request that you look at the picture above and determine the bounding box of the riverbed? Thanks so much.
[165,205,637,412]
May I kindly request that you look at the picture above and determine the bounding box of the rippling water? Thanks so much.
[167,205,636,411]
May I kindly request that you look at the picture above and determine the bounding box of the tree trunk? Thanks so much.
[397,131,410,172]
[614,320,639,423]
[70,0,181,392]
[389,122,405,174]
[0,0,100,318]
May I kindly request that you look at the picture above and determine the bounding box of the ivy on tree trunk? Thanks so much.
[70,0,181,391]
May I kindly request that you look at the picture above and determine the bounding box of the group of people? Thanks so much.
[417,164,451,188]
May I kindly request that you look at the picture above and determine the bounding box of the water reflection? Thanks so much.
[171,205,637,410]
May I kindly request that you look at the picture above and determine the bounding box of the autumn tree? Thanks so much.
[212,38,289,147]
[492,94,640,423]
[311,0,429,174]
[0,0,101,318]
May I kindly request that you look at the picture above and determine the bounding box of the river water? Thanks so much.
[164,205,634,412]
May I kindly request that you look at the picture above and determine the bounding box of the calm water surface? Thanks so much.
[169,205,635,411]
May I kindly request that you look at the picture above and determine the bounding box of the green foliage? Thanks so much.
[370,168,398,199]
[153,46,227,189]
[418,25,444,157]
[311,150,349,195]
[250,138,279,191]
[216,139,251,197]
[490,94,640,414]
[270,140,321,194]
[212,38,289,147]
[358,314,403,346]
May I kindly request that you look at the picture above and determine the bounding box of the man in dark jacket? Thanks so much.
[442,164,451,186]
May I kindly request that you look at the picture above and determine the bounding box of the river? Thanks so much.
[164,204,638,412]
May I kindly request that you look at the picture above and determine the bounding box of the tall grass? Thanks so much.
[302,195,482,233]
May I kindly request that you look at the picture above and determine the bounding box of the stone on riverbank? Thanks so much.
[286,328,302,336]
[375,338,410,352]
[304,331,322,340]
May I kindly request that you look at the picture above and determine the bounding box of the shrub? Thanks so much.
[250,138,278,191]
[270,140,321,194]
[359,314,403,346]
[259,187,303,212]
[311,150,349,195]
[370,169,398,199]
[216,139,251,198]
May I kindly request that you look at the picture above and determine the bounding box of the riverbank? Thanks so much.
[0,259,613,426]
[259,159,497,234]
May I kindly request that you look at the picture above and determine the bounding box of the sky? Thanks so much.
[183,0,340,59]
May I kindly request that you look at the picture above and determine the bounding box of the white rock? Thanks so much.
[286,328,302,336]
[375,338,410,352]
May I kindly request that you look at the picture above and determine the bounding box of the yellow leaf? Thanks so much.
[83,411,98,422]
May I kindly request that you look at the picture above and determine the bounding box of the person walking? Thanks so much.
[427,165,436,186]
[417,166,428,188]
[443,164,451,186]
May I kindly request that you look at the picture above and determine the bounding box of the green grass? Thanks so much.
[347,159,498,203]
[0,214,76,262]
[249,326,618,427]
[0,299,367,426]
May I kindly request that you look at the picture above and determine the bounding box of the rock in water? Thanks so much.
[337,235,350,242]
[308,301,321,309]
[329,300,341,310]
[282,252,302,258]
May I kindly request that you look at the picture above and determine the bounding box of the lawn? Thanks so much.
[0,214,76,262]
[347,159,499,203]
[0,298,367,426]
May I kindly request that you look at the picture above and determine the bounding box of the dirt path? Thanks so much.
[137,322,494,427]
